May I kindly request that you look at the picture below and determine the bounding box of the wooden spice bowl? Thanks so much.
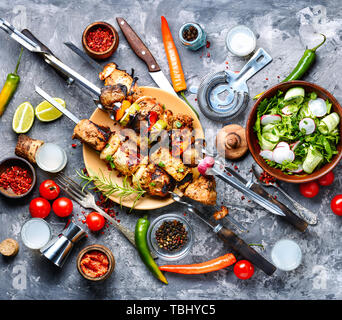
[82,21,119,60]
[76,244,115,281]
[0,156,36,198]
[246,81,342,183]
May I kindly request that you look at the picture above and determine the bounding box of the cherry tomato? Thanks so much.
[318,171,335,186]
[52,197,73,217]
[29,197,51,219]
[299,181,320,198]
[86,212,106,231]
[39,180,60,200]
[234,260,254,280]
[331,194,342,216]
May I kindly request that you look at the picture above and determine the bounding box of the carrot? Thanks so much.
[160,16,200,119]
[159,253,236,274]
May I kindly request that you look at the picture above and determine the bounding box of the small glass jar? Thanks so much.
[147,213,193,261]
[35,143,67,173]
[226,25,256,56]
[271,239,302,271]
[179,22,207,51]
[21,218,52,250]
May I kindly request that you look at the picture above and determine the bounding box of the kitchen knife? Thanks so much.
[170,192,276,276]
[64,41,103,73]
[116,17,177,96]
[223,165,308,232]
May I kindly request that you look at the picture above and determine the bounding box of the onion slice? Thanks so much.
[299,118,316,135]
[308,98,327,117]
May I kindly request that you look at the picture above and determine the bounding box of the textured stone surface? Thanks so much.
[0,0,341,300]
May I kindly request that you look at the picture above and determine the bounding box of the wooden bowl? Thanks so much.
[0,156,36,198]
[76,244,115,281]
[246,81,342,183]
[82,21,119,60]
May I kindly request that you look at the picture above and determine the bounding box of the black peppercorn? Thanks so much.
[155,220,188,251]
[182,25,198,42]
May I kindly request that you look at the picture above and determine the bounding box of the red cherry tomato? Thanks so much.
[318,171,335,186]
[29,197,51,219]
[299,181,320,198]
[233,260,254,280]
[39,180,60,200]
[331,195,342,216]
[52,197,73,217]
[86,212,106,231]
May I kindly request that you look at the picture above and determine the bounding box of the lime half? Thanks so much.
[12,102,35,134]
[35,98,66,122]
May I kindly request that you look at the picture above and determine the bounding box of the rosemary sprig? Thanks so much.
[76,169,146,211]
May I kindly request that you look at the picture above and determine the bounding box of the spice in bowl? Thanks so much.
[182,25,198,42]
[155,219,188,252]
[77,244,115,281]
[0,165,32,195]
[86,26,114,53]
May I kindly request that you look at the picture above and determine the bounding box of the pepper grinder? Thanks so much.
[40,220,86,267]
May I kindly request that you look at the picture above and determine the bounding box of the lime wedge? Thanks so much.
[12,102,35,133]
[35,98,66,122]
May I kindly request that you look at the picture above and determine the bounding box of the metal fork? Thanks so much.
[55,172,136,248]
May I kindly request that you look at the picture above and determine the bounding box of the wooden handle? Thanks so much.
[21,29,71,82]
[217,226,276,276]
[250,184,308,232]
[116,17,160,72]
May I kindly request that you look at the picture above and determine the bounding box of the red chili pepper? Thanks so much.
[0,165,32,195]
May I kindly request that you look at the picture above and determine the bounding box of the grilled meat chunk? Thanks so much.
[99,63,133,90]
[99,133,122,161]
[72,119,110,151]
[100,84,127,110]
[150,147,191,182]
[133,163,174,197]
[172,114,194,130]
[184,175,217,206]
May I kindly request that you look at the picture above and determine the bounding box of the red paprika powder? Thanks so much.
[0,165,32,195]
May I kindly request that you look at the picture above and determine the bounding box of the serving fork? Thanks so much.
[55,172,136,248]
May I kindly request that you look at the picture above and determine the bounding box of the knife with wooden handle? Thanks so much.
[116,17,177,96]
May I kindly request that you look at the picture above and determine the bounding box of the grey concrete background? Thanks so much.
[0,0,341,300]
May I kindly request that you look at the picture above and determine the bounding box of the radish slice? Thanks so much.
[290,141,301,151]
[308,98,327,117]
[289,164,303,173]
[198,157,215,176]
[273,148,295,164]
[260,114,282,126]
[299,118,316,135]
[260,150,274,161]
[276,142,290,150]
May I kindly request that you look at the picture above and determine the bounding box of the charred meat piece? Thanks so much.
[172,114,194,130]
[72,119,110,151]
[99,63,135,92]
[150,147,191,182]
[100,84,127,110]
[184,175,217,206]
[133,163,174,197]
[15,134,44,164]
[182,139,205,167]
[213,206,229,220]
[99,133,122,161]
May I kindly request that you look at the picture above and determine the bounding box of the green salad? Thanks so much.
[254,87,340,174]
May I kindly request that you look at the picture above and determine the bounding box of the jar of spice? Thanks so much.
[179,22,207,50]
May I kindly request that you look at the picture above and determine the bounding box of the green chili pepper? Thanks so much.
[0,48,23,116]
[254,34,326,100]
[135,215,168,284]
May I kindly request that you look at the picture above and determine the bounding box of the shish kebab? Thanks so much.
[34,84,217,206]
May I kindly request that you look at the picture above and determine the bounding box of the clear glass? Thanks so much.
[179,22,207,51]
[271,239,302,271]
[226,25,256,56]
[35,143,67,173]
[147,213,193,261]
[21,218,52,250]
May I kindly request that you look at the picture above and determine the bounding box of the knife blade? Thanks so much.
[64,41,103,73]
[116,17,177,96]
[35,86,80,124]
[223,165,308,232]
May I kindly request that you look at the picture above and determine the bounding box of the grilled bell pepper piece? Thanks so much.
[115,100,131,121]
[135,215,168,284]
[119,102,140,126]
[0,48,23,116]
[149,119,167,142]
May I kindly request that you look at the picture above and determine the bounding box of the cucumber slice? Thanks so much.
[263,132,280,143]
[284,87,305,102]
[302,147,323,174]
[260,136,277,150]
[262,123,276,133]
[318,112,340,134]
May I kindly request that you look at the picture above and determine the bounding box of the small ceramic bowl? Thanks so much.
[0,156,36,198]
[147,213,193,261]
[82,21,119,60]
[76,244,115,281]
[246,81,342,183]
